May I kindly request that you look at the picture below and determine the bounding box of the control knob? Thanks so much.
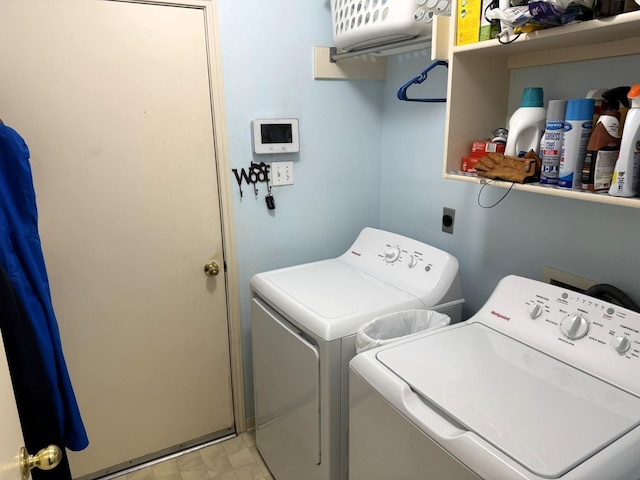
[528,304,543,319]
[611,335,631,355]
[384,247,401,263]
[560,314,590,340]
[408,255,418,268]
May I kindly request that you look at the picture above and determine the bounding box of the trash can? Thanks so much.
[355,309,451,354]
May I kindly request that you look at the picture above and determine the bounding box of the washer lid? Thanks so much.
[251,260,424,340]
[376,323,640,478]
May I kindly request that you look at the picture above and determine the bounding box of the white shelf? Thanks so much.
[444,172,640,208]
[453,10,640,68]
[442,10,640,208]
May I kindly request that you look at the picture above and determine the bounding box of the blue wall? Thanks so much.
[217,1,384,417]
[379,52,640,317]
[218,2,640,419]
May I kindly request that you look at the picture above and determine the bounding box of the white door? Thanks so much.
[0,334,27,480]
[0,1,234,477]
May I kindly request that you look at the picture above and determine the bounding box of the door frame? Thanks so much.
[195,0,245,432]
[206,0,246,432]
[109,0,245,432]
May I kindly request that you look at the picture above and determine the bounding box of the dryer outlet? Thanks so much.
[442,207,455,234]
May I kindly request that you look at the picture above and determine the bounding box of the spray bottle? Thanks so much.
[609,84,640,197]
[505,87,546,158]
[581,86,630,192]
[586,88,607,125]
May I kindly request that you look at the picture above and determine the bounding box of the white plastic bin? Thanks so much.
[330,0,450,51]
[355,309,451,354]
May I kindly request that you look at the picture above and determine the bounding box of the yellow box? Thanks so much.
[457,0,481,45]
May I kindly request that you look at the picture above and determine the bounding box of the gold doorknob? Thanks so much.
[204,261,220,277]
[20,445,62,480]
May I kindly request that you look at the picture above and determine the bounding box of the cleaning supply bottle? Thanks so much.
[586,88,607,125]
[558,98,594,189]
[505,87,546,158]
[609,84,640,197]
[581,86,630,191]
[540,100,567,185]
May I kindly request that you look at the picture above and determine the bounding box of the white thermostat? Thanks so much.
[251,118,299,154]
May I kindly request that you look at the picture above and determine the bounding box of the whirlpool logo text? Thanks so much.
[491,310,510,321]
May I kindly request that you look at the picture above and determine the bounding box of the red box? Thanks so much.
[461,156,480,173]
[471,141,505,157]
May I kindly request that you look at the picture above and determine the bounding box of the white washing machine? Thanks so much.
[250,227,464,480]
[349,275,640,480]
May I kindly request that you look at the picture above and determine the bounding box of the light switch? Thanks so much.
[271,161,294,186]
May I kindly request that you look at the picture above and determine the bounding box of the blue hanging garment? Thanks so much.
[0,123,88,451]
[0,263,73,480]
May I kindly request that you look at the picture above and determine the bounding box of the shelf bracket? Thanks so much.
[328,35,432,63]
[313,46,386,81]
[314,16,452,80]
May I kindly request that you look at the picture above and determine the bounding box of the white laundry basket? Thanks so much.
[330,0,451,51]
[355,309,451,354]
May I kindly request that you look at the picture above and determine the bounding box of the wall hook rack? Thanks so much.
[232,162,271,198]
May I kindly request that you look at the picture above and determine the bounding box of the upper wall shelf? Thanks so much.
[442,10,640,209]
[453,10,640,69]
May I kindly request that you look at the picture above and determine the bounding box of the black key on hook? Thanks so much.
[266,194,275,210]
[265,173,275,210]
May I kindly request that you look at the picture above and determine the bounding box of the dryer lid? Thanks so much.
[376,323,640,478]
[251,260,425,341]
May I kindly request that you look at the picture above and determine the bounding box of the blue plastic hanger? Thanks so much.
[397,60,448,103]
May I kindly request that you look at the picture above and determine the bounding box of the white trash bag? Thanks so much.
[355,309,451,354]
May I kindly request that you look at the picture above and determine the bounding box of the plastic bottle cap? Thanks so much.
[629,84,640,98]
[565,98,596,121]
[520,87,544,107]
[546,100,567,122]
[601,86,631,110]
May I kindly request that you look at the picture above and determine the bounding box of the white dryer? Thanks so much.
[349,275,640,480]
[250,227,464,480]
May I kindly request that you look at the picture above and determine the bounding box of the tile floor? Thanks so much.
[109,432,273,480]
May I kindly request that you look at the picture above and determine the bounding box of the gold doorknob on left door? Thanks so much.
[204,261,220,277]
[20,445,62,480]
